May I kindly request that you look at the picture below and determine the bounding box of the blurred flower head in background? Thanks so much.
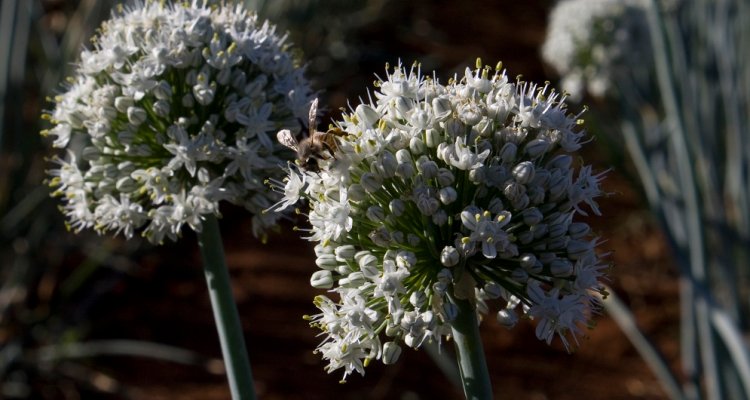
[42,0,315,243]
[274,60,609,380]
[542,0,650,100]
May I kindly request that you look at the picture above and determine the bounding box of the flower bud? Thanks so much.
[497,309,519,329]
[512,161,536,184]
[417,158,438,179]
[547,236,568,250]
[415,192,439,216]
[127,107,147,126]
[548,222,568,238]
[546,154,572,170]
[310,270,334,289]
[521,207,543,226]
[153,100,170,117]
[339,271,365,287]
[425,127,442,147]
[436,168,455,187]
[433,281,447,295]
[356,104,380,127]
[313,243,333,257]
[503,181,526,201]
[334,245,357,261]
[550,259,573,277]
[499,142,517,164]
[431,209,448,226]
[426,97,449,122]
[347,183,367,201]
[114,96,134,112]
[510,194,530,210]
[315,254,338,270]
[409,136,426,155]
[525,138,550,157]
[568,222,591,239]
[410,108,431,130]
[410,291,427,308]
[437,268,453,283]
[396,251,417,269]
[519,254,537,270]
[445,119,465,139]
[388,199,405,217]
[469,166,485,183]
[567,239,593,259]
[181,93,195,108]
[396,148,413,163]
[193,81,216,106]
[369,227,391,247]
[382,342,402,365]
[395,96,413,117]
[379,150,397,177]
[487,197,504,214]
[366,205,385,222]
[439,187,457,204]
[548,174,569,201]
[461,209,479,231]
[458,103,482,126]
[396,162,415,179]
[357,252,378,271]
[115,176,137,192]
[440,246,460,267]
[516,231,534,245]
[153,80,173,100]
[483,281,502,299]
[360,172,382,193]
[511,268,529,283]
[527,185,545,205]
[385,322,400,337]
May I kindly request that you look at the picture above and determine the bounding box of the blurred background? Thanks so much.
[3,0,747,399]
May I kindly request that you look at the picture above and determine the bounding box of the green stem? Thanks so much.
[450,297,493,400]
[198,214,256,400]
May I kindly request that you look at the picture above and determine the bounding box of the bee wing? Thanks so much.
[308,98,319,132]
[276,129,299,151]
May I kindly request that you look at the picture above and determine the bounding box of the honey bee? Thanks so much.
[277,98,345,172]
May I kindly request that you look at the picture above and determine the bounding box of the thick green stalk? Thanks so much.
[198,214,256,400]
[450,297,493,400]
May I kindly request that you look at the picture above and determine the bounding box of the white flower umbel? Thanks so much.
[42,3,316,399]
[276,61,609,388]
[542,0,650,100]
[42,0,315,244]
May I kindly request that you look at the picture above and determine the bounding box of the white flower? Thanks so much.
[290,61,608,379]
[43,1,314,243]
[542,0,650,100]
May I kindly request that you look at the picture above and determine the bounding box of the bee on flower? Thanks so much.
[272,60,609,381]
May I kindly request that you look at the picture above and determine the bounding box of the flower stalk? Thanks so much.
[198,214,256,400]
[451,297,492,400]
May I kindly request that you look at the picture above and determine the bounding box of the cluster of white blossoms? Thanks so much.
[43,0,314,243]
[542,0,650,100]
[273,61,609,380]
